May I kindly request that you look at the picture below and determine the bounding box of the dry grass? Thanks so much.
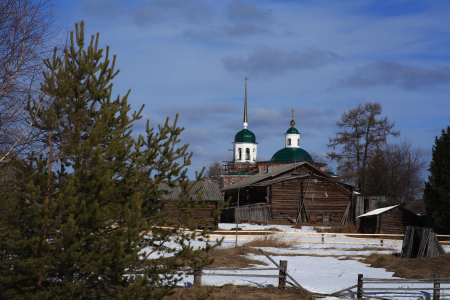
[343,246,395,252]
[265,227,283,232]
[164,285,315,300]
[207,245,266,268]
[313,223,358,233]
[207,235,295,268]
[244,234,294,249]
[361,252,450,279]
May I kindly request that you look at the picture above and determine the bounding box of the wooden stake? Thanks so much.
[357,274,363,299]
[434,273,440,300]
[193,269,202,286]
[278,260,287,288]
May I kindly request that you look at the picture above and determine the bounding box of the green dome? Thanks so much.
[271,147,313,163]
[286,127,299,134]
[235,129,256,143]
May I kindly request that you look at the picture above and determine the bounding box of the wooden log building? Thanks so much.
[160,181,223,226]
[357,204,421,234]
[221,162,354,224]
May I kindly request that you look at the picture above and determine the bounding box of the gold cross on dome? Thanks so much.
[291,108,294,119]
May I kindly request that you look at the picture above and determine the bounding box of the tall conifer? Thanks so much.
[424,126,450,230]
[0,21,217,299]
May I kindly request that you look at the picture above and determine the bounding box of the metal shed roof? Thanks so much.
[356,205,400,218]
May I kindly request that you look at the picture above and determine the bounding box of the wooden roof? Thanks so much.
[221,162,351,191]
[160,181,223,202]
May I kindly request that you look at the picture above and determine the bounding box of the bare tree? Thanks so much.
[0,0,59,165]
[327,102,400,190]
[365,139,427,203]
[309,151,335,173]
[206,161,223,188]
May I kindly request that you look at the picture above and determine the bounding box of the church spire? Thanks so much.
[243,77,248,129]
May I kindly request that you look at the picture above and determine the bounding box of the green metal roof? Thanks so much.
[286,127,299,134]
[270,147,313,163]
[234,129,256,143]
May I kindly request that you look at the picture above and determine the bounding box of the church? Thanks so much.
[222,78,328,188]
[220,79,354,224]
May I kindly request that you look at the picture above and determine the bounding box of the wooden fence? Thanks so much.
[203,231,450,247]
[188,249,306,290]
[330,273,450,299]
[220,204,272,223]
[192,265,286,287]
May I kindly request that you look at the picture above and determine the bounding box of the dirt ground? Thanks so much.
[164,285,315,300]
[207,235,294,268]
[207,245,266,268]
[361,252,450,278]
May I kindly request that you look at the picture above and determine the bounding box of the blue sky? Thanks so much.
[57,0,450,177]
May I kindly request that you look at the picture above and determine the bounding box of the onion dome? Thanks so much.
[286,127,299,134]
[235,129,256,143]
[270,148,313,162]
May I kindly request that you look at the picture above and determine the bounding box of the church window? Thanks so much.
[245,148,250,160]
[238,148,242,160]
[287,138,291,145]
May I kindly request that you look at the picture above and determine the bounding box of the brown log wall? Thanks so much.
[379,207,420,234]
[163,204,217,224]
[271,177,351,223]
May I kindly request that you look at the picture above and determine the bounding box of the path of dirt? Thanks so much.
[164,285,315,300]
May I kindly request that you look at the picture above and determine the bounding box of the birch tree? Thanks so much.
[0,0,58,164]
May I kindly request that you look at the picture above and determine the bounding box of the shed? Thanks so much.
[160,181,223,226]
[357,204,420,234]
[221,162,354,224]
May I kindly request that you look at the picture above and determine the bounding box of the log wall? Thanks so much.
[379,207,420,234]
[222,165,353,224]
[271,176,351,223]
[163,204,217,225]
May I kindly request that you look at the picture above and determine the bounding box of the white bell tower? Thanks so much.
[232,77,258,163]
[285,108,300,148]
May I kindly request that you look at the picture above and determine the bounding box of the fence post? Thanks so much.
[278,260,287,288]
[433,273,440,300]
[322,233,324,244]
[193,269,202,287]
[357,274,363,299]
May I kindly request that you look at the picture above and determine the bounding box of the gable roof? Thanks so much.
[160,181,223,201]
[221,162,337,191]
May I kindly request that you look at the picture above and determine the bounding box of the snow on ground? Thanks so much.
[143,224,450,299]
[208,224,450,299]
[194,254,393,293]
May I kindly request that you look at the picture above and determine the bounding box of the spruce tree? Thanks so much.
[0,21,218,299]
[364,146,389,196]
[424,126,450,230]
